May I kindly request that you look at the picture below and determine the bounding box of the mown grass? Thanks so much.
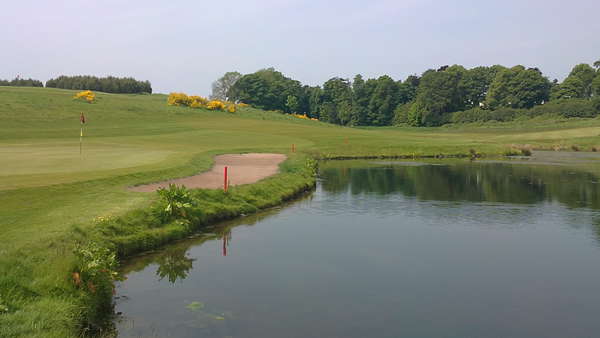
[3,86,600,337]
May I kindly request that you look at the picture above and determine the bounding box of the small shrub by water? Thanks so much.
[157,184,196,222]
[72,242,119,330]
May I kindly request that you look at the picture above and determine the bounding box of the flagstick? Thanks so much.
[80,124,83,156]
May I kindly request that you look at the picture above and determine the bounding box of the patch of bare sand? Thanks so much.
[130,153,287,192]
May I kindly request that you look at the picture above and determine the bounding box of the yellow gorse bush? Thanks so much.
[291,113,318,121]
[290,113,319,121]
[167,92,241,112]
[167,92,191,106]
[206,100,226,110]
[73,90,95,103]
[189,96,208,108]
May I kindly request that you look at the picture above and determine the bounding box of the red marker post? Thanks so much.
[224,166,228,192]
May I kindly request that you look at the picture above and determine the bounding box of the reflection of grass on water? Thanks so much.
[320,159,600,209]
[155,247,195,283]
[119,192,313,279]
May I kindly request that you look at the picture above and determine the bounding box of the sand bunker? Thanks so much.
[130,153,286,192]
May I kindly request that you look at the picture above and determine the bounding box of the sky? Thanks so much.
[1,0,599,95]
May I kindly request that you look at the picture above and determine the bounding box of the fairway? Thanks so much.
[3,86,600,246]
[3,86,600,337]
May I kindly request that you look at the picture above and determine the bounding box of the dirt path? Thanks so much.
[130,153,287,192]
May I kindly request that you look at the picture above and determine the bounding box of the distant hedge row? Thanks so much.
[0,77,43,87]
[449,98,600,124]
[45,75,152,94]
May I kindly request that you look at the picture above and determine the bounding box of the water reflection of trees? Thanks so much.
[119,196,311,281]
[321,163,600,209]
[156,246,195,283]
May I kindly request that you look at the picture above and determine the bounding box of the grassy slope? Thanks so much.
[2,86,600,337]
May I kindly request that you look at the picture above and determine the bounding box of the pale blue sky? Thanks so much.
[1,0,599,94]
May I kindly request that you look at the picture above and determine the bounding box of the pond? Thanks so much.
[114,159,600,338]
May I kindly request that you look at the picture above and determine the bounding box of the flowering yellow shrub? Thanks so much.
[167,92,236,112]
[167,92,191,106]
[237,102,249,107]
[290,113,318,121]
[74,90,95,103]
[207,100,226,110]
[189,95,208,108]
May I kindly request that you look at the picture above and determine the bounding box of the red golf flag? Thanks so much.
[80,112,85,124]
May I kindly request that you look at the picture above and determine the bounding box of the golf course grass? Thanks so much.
[2,86,600,337]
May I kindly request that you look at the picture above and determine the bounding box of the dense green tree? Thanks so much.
[321,77,353,124]
[367,75,399,126]
[592,73,600,97]
[392,102,412,124]
[224,62,587,127]
[350,74,369,125]
[405,75,420,88]
[285,95,299,113]
[485,66,550,109]
[306,86,323,118]
[45,75,151,93]
[461,66,504,108]
[408,66,465,126]
[396,76,419,105]
[551,76,585,100]
[319,101,339,124]
[228,68,303,113]
[210,71,241,101]
[0,77,43,87]
[337,101,354,125]
[567,63,596,98]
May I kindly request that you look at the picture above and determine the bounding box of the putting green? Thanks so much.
[0,143,176,190]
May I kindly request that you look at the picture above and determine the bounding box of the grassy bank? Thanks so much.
[3,86,600,337]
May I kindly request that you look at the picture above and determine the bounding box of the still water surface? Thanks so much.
[115,160,600,337]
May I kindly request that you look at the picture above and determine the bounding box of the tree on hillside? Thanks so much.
[461,66,504,108]
[396,75,419,107]
[592,73,600,97]
[45,75,151,93]
[319,101,339,124]
[351,74,369,125]
[321,77,353,124]
[408,66,465,126]
[0,77,43,87]
[367,75,399,126]
[551,76,585,100]
[485,66,550,109]
[306,86,323,118]
[285,95,299,113]
[567,64,596,98]
[228,68,303,112]
[210,71,241,101]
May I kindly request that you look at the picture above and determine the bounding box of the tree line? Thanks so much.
[0,77,43,87]
[1,75,152,94]
[46,75,152,94]
[220,60,600,126]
